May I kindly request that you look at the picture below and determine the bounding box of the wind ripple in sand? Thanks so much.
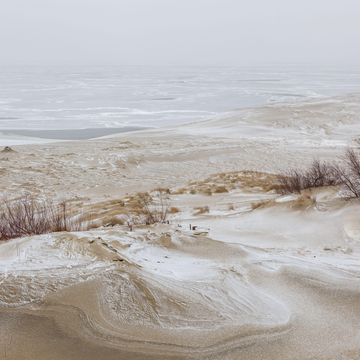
[0,229,292,357]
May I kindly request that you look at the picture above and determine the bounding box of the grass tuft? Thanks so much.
[251,199,271,210]
[193,206,210,214]
[213,186,228,193]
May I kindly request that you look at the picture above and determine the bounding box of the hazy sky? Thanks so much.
[0,0,359,64]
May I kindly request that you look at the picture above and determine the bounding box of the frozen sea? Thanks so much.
[0,63,360,140]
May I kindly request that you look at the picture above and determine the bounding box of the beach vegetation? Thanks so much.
[276,149,360,199]
[193,205,210,214]
[153,187,171,194]
[201,188,212,196]
[176,188,186,195]
[173,171,280,195]
[332,147,360,198]
[169,206,180,213]
[0,194,91,240]
[101,216,125,227]
[126,190,172,227]
[276,158,339,195]
[251,199,272,210]
[213,186,228,193]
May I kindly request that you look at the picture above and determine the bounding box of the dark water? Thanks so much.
[1,126,149,140]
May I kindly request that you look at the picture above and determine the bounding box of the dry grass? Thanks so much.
[126,190,172,227]
[236,172,279,192]
[82,193,159,229]
[201,188,212,196]
[176,188,186,195]
[169,206,180,213]
[293,192,316,205]
[153,187,171,194]
[101,216,125,227]
[188,181,198,186]
[288,192,317,209]
[88,215,125,229]
[250,199,272,210]
[86,190,178,229]
[213,186,228,193]
[176,171,280,196]
[228,203,235,211]
[193,205,210,214]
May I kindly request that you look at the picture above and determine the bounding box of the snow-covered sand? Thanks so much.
[1,93,360,359]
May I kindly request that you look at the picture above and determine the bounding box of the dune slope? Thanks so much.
[1,94,360,359]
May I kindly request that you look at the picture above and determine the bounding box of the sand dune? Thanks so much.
[1,94,360,359]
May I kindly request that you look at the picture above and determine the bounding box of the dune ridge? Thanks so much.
[1,93,360,359]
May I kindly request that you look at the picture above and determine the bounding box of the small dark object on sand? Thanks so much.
[1,146,14,152]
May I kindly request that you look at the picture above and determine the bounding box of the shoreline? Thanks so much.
[0,126,150,144]
[0,91,356,147]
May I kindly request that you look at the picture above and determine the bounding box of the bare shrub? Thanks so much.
[276,158,339,195]
[332,164,359,198]
[332,148,360,198]
[189,189,197,195]
[169,206,180,214]
[345,147,360,175]
[193,206,209,214]
[303,158,338,188]
[0,194,91,240]
[276,169,304,194]
[127,191,172,226]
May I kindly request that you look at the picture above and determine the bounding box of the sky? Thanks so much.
[0,0,359,65]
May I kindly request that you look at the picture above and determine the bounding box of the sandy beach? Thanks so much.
[1,93,360,359]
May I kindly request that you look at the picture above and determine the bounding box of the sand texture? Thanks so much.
[1,94,360,359]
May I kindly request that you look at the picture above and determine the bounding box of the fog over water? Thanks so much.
[1,0,359,64]
[0,1,359,132]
